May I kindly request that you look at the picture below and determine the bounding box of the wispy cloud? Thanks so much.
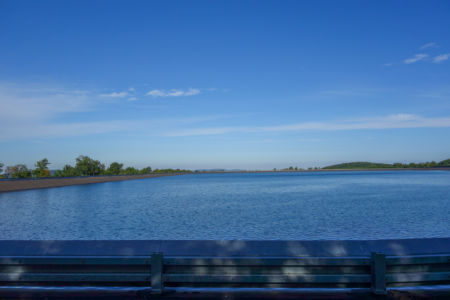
[0,82,92,123]
[2,120,140,140]
[433,53,449,63]
[0,82,240,141]
[163,114,450,137]
[397,43,448,65]
[420,42,437,49]
[2,82,449,143]
[100,91,129,98]
[146,88,200,98]
[404,53,428,64]
[0,82,98,140]
[319,88,380,97]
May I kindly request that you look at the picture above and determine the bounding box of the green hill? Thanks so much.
[323,162,393,169]
[323,159,450,169]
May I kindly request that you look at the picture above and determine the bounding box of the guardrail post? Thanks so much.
[371,252,386,295]
[151,252,163,294]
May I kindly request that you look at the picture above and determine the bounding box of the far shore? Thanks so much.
[0,173,185,193]
[1,168,448,193]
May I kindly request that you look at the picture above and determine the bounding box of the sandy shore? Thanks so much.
[0,173,184,193]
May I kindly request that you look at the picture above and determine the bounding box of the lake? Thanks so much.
[0,171,449,240]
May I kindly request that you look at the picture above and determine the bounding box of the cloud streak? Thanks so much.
[100,91,129,98]
[163,114,450,137]
[146,88,200,98]
[420,42,437,49]
[433,53,449,63]
[404,54,428,64]
[0,81,240,141]
[2,82,449,142]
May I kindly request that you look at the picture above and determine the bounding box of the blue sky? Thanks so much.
[1,0,449,169]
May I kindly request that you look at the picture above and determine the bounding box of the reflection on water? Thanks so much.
[0,171,449,240]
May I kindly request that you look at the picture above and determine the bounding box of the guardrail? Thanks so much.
[0,239,449,298]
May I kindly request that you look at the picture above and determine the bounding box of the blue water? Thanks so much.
[0,171,449,240]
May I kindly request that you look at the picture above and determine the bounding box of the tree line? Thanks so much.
[0,155,192,179]
[322,159,450,170]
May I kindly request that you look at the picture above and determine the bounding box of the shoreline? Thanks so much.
[0,173,185,193]
[1,168,448,193]
[204,167,450,173]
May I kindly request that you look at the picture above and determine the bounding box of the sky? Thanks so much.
[1,0,450,170]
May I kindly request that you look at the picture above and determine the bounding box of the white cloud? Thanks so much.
[163,114,450,137]
[146,88,200,98]
[433,53,449,63]
[100,91,129,98]
[128,97,137,101]
[146,89,166,97]
[404,54,428,64]
[420,42,437,49]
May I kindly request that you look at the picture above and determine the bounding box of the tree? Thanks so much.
[123,167,138,175]
[5,164,31,178]
[36,158,50,170]
[33,158,51,177]
[0,162,3,174]
[54,164,79,177]
[140,166,152,174]
[107,162,123,175]
[438,159,450,167]
[75,155,105,176]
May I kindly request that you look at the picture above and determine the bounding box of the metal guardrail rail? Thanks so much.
[0,239,449,298]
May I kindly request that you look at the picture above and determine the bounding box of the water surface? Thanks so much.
[0,171,449,240]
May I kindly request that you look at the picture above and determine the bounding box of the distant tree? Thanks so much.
[123,167,138,175]
[288,166,294,170]
[140,167,152,174]
[55,164,79,177]
[33,158,51,178]
[152,168,191,173]
[5,164,31,178]
[53,170,63,177]
[438,159,450,167]
[107,162,123,175]
[0,162,3,175]
[75,155,105,176]
[36,158,50,170]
